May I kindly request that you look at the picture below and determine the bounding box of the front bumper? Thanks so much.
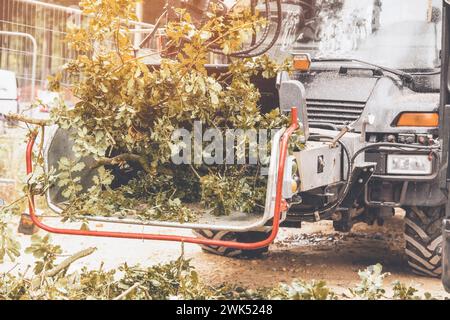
[365,148,440,181]
[364,148,446,207]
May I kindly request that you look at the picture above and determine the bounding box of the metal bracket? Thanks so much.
[339,162,376,209]
[364,181,409,207]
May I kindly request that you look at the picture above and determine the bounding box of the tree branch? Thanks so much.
[113,282,141,300]
[45,247,97,278]
[96,153,151,174]
[5,113,52,126]
[31,247,97,290]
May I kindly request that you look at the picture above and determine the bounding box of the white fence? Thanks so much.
[0,0,156,103]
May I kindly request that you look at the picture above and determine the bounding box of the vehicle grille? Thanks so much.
[306,99,366,126]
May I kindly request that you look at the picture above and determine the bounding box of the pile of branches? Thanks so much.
[0,231,437,300]
[8,0,299,223]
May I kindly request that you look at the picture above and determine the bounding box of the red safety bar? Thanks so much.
[26,108,299,249]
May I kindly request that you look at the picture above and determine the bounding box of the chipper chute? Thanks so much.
[17,0,312,252]
[26,106,300,250]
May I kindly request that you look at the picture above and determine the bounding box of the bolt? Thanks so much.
[387,134,396,143]
[418,135,427,145]
[406,136,415,144]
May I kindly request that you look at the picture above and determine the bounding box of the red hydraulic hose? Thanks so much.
[26,108,299,249]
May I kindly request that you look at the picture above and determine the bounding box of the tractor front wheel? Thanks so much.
[192,229,272,258]
[404,206,444,277]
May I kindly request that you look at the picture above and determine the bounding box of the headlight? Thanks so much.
[386,154,432,175]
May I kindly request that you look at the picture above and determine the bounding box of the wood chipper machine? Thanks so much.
[19,0,450,287]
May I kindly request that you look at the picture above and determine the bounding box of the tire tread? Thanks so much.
[192,229,271,258]
[404,206,444,278]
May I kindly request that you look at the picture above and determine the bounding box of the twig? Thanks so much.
[113,282,141,300]
[136,9,167,49]
[5,113,52,126]
[37,126,45,165]
[5,263,19,274]
[0,195,27,212]
[30,247,97,290]
[95,153,152,174]
[45,247,97,278]
[189,164,202,180]
[111,49,168,74]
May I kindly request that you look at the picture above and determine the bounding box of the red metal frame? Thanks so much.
[26,108,299,249]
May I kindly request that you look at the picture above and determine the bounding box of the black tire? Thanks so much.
[192,228,272,258]
[404,206,444,277]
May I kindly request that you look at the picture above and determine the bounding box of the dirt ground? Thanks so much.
[0,211,448,299]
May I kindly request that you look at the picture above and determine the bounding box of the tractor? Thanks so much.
[17,0,450,291]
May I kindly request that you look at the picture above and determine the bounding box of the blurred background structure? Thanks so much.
[37,0,166,23]
[0,0,156,107]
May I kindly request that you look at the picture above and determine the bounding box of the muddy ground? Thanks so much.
[0,128,449,299]
[0,212,448,299]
